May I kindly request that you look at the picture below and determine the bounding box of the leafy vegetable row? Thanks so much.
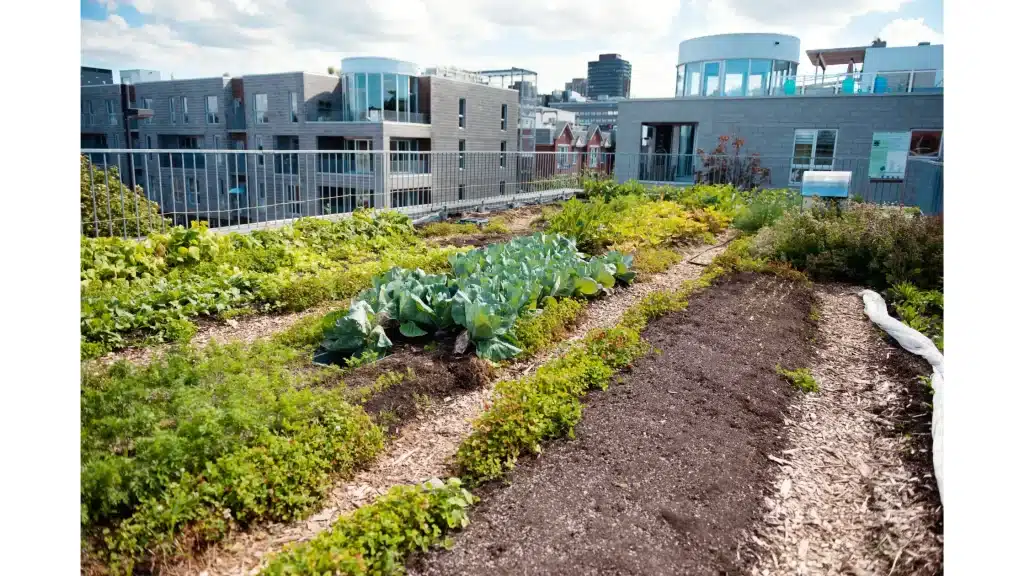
[321,233,635,361]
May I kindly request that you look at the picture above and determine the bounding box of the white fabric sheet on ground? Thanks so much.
[860,289,944,502]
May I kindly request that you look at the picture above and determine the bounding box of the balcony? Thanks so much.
[677,68,942,99]
[226,107,246,131]
[274,154,300,175]
[389,154,430,174]
[318,153,375,175]
[307,108,430,124]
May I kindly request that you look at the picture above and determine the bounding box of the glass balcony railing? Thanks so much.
[318,153,375,174]
[307,109,430,124]
[677,68,943,98]
[389,154,430,174]
[226,107,246,130]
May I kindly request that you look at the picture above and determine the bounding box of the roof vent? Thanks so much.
[918,41,931,46]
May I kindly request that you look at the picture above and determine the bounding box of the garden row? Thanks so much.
[254,182,944,575]
[81,183,733,574]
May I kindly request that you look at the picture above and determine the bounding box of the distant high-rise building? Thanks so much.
[81,66,114,86]
[564,78,587,95]
[587,54,631,99]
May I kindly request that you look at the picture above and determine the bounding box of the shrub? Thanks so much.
[547,195,710,254]
[695,136,770,190]
[732,188,801,233]
[510,297,587,356]
[481,216,511,235]
[632,247,682,275]
[752,202,943,290]
[260,479,475,576]
[81,155,171,238]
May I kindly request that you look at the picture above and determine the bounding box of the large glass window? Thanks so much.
[383,73,397,118]
[675,66,685,97]
[685,63,701,96]
[254,93,269,124]
[773,60,791,94]
[724,59,747,96]
[367,73,382,120]
[702,61,720,96]
[206,95,219,124]
[398,76,409,121]
[748,60,772,96]
[409,77,418,119]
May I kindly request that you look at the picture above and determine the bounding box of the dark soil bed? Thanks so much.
[411,272,816,575]
[327,341,493,435]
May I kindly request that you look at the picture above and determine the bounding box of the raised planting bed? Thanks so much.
[410,272,818,575]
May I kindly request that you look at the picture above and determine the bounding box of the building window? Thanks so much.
[702,62,721,96]
[500,141,507,168]
[458,184,465,200]
[724,59,747,96]
[83,101,94,125]
[146,135,154,159]
[142,98,153,124]
[259,182,266,200]
[748,59,772,96]
[458,98,466,128]
[501,104,507,130]
[206,96,220,124]
[790,129,838,185]
[169,97,177,124]
[499,180,506,195]
[256,135,265,166]
[557,144,571,169]
[182,96,190,124]
[106,99,117,126]
[254,93,269,124]
[910,129,942,157]
[289,92,299,123]
[458,140,465,169]
[589,145,599,168]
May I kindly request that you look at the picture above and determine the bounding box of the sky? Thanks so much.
[80,0,943,98]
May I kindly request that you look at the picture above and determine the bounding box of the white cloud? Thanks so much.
[876,18,944,47]
[81,0,931,97]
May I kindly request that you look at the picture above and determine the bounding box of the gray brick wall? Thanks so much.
[427,76,520,201]
[615,93,943,206]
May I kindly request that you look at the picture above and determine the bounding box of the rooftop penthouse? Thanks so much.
[673,33,943,99]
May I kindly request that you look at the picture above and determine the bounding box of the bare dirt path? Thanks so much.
[163,236,731,576]
[410,272,815,575]
[747,284,943,576]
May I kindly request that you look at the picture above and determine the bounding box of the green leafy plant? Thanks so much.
[320,234,636,362]
[776,366,819,393]
[887,282,944,350]
[260,479,475,576]
[732,188,801,233]
[419,221,480,238]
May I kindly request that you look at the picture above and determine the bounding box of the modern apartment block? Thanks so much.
[81,66,114,86]
[587,54,631,99]
[616,33,944,213]
[81,57,521,224]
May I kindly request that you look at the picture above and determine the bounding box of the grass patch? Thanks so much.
[776,366,819,393]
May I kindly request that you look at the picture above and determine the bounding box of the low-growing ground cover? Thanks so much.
[81,211,461,358]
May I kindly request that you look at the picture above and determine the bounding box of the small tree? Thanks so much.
[695,135,770,190]
[81,155,170,238]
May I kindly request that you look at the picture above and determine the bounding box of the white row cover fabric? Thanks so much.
[860,290,944,502]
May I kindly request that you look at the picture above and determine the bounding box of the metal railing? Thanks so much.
[78,148,942,238]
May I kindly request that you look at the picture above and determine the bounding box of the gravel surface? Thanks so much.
[747,285,943,576]
[411,272,815,576]
[159,237,729,576]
